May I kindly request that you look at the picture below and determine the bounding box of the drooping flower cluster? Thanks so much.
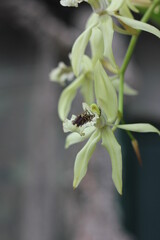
[50,0,160,194]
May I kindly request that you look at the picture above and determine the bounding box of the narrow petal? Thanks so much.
[113,23,132,35]
[115,15,160,38]
[119,3,133,18]
[99,15,118,70]
[94,61,118,122]
[101,127,122,194]
[80,56,94,104]
[117,123,160,134]
[81,55,93,73]
[80,78,94,104]
[73,129,101,188]
[90,27,104,65]
[126,0,139,13]
[107,0,125,12]
[112,79,138,95]
[85,12,99,29]
[65,126,96,148]
[58,74,85,121]
[71,27,92,76]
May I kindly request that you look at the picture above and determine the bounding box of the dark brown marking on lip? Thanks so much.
[72,110,95,127]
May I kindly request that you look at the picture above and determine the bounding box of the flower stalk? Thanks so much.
[118,0,160,117]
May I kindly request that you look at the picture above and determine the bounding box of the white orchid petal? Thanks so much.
[86,13,99,29]
[49,62,74,86]
[60,0,83,7]
[71,27,92,76]
[107,0,125,12]
[90,27,104,65]
[127,0,139,13]
[65,126,96,148]
[94,61,118,122]
[58,74,85,121]
[99,15,118,70]
[117,123,160,134]
[115,15,160,38]
[82,55,93,72]
[119,3,133,18]
[102,127,122,195]
[73,129,101,188]
[80,78,94,104]
[112,79,138,95]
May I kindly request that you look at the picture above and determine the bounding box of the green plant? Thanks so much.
[50,0,160,194]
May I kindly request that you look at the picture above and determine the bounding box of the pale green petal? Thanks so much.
[99,15,118,70]
[107,0,124,12]
[101,127,122,194]
[49,62,74,86]
[126,0,139,13]
[85,13,99,29]
[117,123,160,134]
[94,61,118,122]
[87,0,107,13]
[115,15,160,38]
[81,56,94,104]
[90,27,104,65]
[113,23,132,35]
[58,74,85,121]
[73,129,101,188]
[119,3,133,18]
[71,27,92,76]
[80,77,94,104]
[112,79,138,95]
[82,55,93,73]
[65,126,96,148]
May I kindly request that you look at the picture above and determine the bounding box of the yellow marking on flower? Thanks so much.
[90,104,101,116]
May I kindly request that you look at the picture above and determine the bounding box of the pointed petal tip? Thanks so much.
[73,180,78,190]
[118,188,123,195]
[131,139,143,166]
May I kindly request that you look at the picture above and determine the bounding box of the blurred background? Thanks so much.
[0,1,159,240]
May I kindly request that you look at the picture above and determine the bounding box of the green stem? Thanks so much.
[118,0,160,116]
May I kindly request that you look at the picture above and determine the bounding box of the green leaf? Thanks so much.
[101,127,122,195]
[71,27,92,76]
[94,61,118,122]
[117,123,160,134]
[65,126,95,149]
[73,129,101,188]
[99,15,118,70]
[58,74,85,121]
[115,15,160,38]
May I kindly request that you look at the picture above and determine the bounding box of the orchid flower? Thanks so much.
[50,0,160,194]
[64,102,159,194]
